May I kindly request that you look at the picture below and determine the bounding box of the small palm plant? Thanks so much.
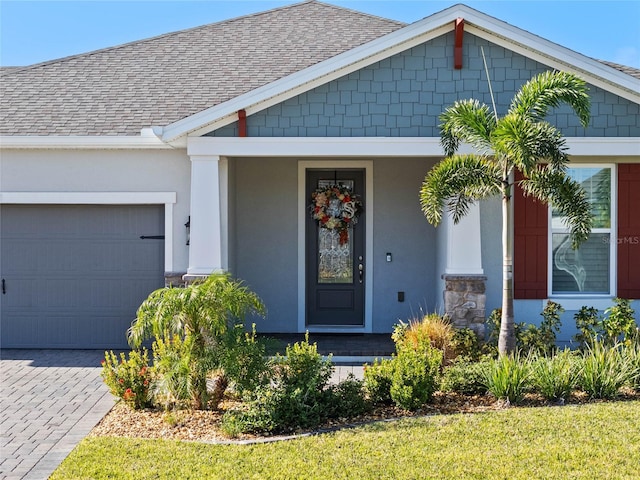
[421,70,593,356]
[128,273,265,409]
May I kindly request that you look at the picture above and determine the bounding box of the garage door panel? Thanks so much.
[1,205,165,349]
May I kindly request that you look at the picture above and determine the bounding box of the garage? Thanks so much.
[1,204,165,349]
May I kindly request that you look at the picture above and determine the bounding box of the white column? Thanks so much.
[445,202,484,275]
[186,155,223,276]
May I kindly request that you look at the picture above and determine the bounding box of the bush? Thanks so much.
[482,352,532,405]
[518,301,563,355]
[393,313,454,364]
[573,306,601,349]
[221,334,335,435]
[603,298,637,346]
[622,343,640,391]
[450,328,483,361]
[578,341,633,399]
[150,335,199,410]
[389,346,442,411]
[101,349,153,410]
[325,374,372,419]
[363,358,394,405]
[220,324,268,395]
[530,349,579,402]
[439,357,490,395]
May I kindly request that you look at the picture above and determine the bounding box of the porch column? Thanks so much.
[442,203,487,337]
[185,154,224,280]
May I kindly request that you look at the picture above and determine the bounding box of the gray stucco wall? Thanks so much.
[209,31,639,139]
[231,157,438,333]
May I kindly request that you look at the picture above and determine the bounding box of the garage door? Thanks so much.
[1,205,165,349]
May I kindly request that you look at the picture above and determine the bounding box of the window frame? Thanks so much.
[547,163,617,298]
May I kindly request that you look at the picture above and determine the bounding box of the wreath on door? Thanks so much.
[310,185,363,245]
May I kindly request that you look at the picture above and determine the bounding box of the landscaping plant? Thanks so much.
[573,306,601,349]
[363,358,394,405]
[101,348,153,410]
[482,352,532,404]
[128,273,265,409]
[420,71,592,355]
[578,341,633,399]
[530,349,578,402]
[518,301,563,355]
[389,344,443,411]
[602,298,637,346]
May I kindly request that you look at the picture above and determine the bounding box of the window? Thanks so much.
[550,165,615,295]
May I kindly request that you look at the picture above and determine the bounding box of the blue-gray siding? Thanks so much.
[209,32,639,139]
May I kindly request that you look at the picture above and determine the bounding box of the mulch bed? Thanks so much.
[89,390,639,444]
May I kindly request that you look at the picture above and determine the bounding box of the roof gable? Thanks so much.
[160,3,640,144]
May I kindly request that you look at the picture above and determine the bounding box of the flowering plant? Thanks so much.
[101,348,153,409]
[310,184,363,245]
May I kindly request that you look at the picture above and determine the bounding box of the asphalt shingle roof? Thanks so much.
[0,1,404,136]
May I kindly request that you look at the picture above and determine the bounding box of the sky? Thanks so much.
[1,0,639,68]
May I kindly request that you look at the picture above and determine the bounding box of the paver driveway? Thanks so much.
[0,350,114,480]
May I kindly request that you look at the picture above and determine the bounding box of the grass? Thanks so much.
[52,400,640,480]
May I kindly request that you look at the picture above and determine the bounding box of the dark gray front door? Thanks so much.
[306,170,365,326]
[0,204,165,349]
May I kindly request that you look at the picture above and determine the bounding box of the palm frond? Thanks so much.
[493,115,569,174]
[520,168,593,247]
[420,155,502,226]
[440,99,496,156]
[509,71,590,127]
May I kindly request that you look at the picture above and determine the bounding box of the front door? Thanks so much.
[306,169,365,326]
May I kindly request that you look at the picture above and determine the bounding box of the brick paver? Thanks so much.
[0,350,114,480]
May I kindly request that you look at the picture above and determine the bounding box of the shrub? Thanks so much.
[363,358,394,405]
[530,349,579,402]
[603,298,637,346]
[439,357,490,395]
[221,334,335,435]
[518,301,563,355]
[389,346,442,411]
[220,324,268,395]
[101,349,153,410]
[150,335,199,410]
[450,327,483,361]
[573,306,601,349]
[622,343,640,391]
[393,313,455,364]
[325,374,372,419]
[482,352,532,405]
[578,341,633,399]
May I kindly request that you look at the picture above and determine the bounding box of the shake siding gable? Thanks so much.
[514,171,548,300]
[618,164,640,299]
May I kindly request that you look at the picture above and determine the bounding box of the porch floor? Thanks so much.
[260,333,395,357]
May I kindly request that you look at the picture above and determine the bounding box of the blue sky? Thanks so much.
[1,1,639,68]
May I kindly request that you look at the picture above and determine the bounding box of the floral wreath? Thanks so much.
[310,184,363,245]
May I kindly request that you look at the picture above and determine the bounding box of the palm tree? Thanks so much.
[420,71,593,356]
[128,273,265,408]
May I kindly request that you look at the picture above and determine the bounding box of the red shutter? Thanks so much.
[513,171,548,299]
[617,164,640,299]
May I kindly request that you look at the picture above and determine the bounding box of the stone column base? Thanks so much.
[442,275,487,338]
[164,272,187,288]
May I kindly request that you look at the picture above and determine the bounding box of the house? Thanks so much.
[1,1,638,349]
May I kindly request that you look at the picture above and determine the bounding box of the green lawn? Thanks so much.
[53,400,640,480]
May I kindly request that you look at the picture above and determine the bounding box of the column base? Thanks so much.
[442,274,487,339]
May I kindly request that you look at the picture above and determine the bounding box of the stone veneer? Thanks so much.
[442,275,487,338]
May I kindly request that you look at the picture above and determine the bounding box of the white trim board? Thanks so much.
[297,160,374,334]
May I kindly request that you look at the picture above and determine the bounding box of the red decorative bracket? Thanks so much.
[454,18,464,70]
[238,109,247,137]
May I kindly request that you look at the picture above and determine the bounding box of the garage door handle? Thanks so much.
[2,279,5,295]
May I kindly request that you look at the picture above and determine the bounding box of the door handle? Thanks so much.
[2,279,5,295]
[358,263,363,284]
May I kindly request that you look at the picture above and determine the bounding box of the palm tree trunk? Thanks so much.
[499,189,516,355]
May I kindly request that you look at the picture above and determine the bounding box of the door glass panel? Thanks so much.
[317,179,354,284]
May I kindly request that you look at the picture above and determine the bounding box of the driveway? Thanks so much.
[0,350,114,480]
